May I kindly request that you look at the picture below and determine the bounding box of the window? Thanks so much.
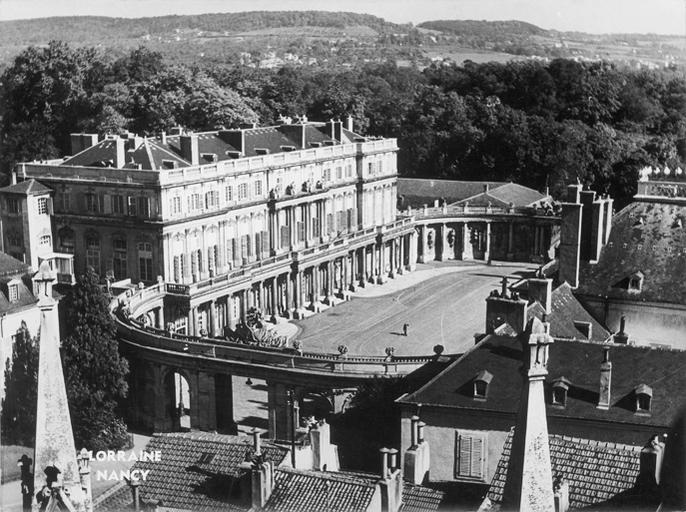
[7,198,19,214]
[39,235,51,246]
[628,273,643,293]
[112,195,125,215]
[255,180,263,196]
[37,198,48,215]
[346,164,353,178]
[455,431,486,481]
[138,197,150,218]
[473,370,492,400]
[60,193,71,212]
[205,190,219,210]
[207,245,216,276]
[326,213,333,235]
[86,237,100,273]
[188,193,202,212]
[7,232,21,247]
[86,193,103,213]
[127,196,137,216]
[173,255,181,282]
[297,222,305,242]
[312,217,320,239]
[225,186,233,202]
[58,228,75,254]
[138,242,153,282]
[113,238,128,279]
[170,196,182,215]
[323,169,331,182]
[635,384,652,413]
[368,162,373,175]
[238,183,248,200]
[336,167,342,180]
[8,284,18,302]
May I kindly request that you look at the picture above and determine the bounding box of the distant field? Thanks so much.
[232,24,378,38]
[424,48,528,64]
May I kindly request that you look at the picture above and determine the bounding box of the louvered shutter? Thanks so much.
[470,436,484,479]
[457,434,472,477]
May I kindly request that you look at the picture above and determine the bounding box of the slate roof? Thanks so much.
[94,432,289,512]
[61,122,363,171]
[453,182,549,208]
[486,429,647,510]
[397,179,503,208]
[263,468,378,512]
[398,335,686,429]
[577,201,686,305]
[401,482,445,512]
[520,282,610,343]
[0,179,52,196]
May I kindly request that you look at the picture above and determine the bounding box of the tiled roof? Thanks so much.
[0,179,52,196]
[546,283,610,342]
[577,201,686,304]
[397,179,503,208]
[0,252,30,277]
[263,468,377,512]
[398,335,686,429]
[454,182,549,208]
[401,482,445,512]
[486,429,646,509]
[94,432,289,512]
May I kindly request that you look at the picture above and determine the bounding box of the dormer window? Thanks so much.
[551,377,571,407]
[473,370,493,400]
[635,384,652,414]
[201,153,218,163]
[628,272,643,293]
[161,160,177,169]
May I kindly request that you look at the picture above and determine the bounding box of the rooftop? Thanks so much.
[0,178,52,196]
[397,178,549,209]
[577,201,686,304]
[398,334,686,429]
[485,429,652,510]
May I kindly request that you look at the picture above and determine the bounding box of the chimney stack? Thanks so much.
[485,277,528,335]
[130,479,141,512]
[252,428,261,456]
[346,115,354,132]
[378,447,403,512]
[114,137,126,168]
[70,133,99,155]
[404,416,431,485]
[526,278,552,315]
[180,133,199,166]
[640,435,666,489]
[597,346,612,410]
[613,316,629,344]
[250,460,274,509]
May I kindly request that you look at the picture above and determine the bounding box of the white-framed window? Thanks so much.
[346,164,353,178]
[8,284,18,302]
[39,235,51,246]
[254,180,263,196]
[37,197,48,215]
[336,167,342,180]
[170,196,182,215]
[225,186,233,202]
[188,193,202,212]
[58,228,75,254]
[86,236,100,273]
[323,169,331,182]
[205,190,219,210]
[86,193,102,213]
[455,430,487,481]
[238,183,248,200]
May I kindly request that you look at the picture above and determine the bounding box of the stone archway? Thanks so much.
[164,370,192,431]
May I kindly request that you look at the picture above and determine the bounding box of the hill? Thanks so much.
[418,19,547,37]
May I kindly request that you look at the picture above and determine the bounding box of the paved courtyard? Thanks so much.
[292,261,536,356]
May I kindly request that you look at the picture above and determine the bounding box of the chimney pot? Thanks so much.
[380,448,390,479]
[417,421,426,443]
[252,428,261,456]
[597,346,612,410]
[410,416,419,447]
[388,448,398,471]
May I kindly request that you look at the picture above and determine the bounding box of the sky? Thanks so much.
[0,0,684,35]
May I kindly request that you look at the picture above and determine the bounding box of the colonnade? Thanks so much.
[172,230,417,336]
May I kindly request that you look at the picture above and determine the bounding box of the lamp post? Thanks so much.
[287,389,297,468]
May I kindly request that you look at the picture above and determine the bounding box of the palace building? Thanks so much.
[14,118,414,336]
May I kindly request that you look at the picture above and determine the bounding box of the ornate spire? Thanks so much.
[501,317,555,511]
[32,261,85,511]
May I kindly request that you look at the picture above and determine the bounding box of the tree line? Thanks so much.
[2,41,686,206]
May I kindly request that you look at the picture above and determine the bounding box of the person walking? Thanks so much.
[402,323,409,336]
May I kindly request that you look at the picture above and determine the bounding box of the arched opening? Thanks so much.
[299,392,335,426]
[165,371,191,431]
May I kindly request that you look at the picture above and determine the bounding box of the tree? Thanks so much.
[60,269,129,451]
[1,322,39,446]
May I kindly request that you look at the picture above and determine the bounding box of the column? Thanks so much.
[533,225,540,259]
[418,225,427,263]
[398,236,405,274]
[484,222,492,262]
[361,247,368,285]
[190,306,198,336]
[294,270,305,318]
[183,229,190,282]
[409,231,417,271]
[157,306,165,329]
[507,222,515,260]
[209,300,216,337]
[325,261,334,303]
[370,244,377,283]
[258,281,265,314]
[226,295,234,331]
[439,223,450,261]
[240,289,248,323]
[215,374,236,434]
[377,242,386,284]
[350,250,358,291]
[389,240,396,278]
[270,278,278,320]
[342,255,349,294]
[285,273,293,317]
[461,223,473,260]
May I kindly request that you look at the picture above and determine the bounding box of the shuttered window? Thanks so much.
[455,431,486,481]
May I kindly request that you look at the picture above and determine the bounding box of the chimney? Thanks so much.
[485,277,528,334]
[613,316,629,344]
[180,133,199,166]
[526,278,552,314]
[597,346,612,410]
[130,479,141,511]
[70,133,99,155]
[252,428,261,456]
[114,137,126,168]
[404,416,431,485]
[501,317,556,510]
[346,114,354,132]
[639,435,666,489]
[310,419,337,471]
[378,448,403,512]
[160,132,167,145]
[559,199,583,288]
[250,460,274,509]
[78,448,93,512]
[554,478,570,512]
[566,182,582,203]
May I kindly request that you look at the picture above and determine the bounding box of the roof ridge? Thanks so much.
[553,433,643,453]
[276,467,377,487]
